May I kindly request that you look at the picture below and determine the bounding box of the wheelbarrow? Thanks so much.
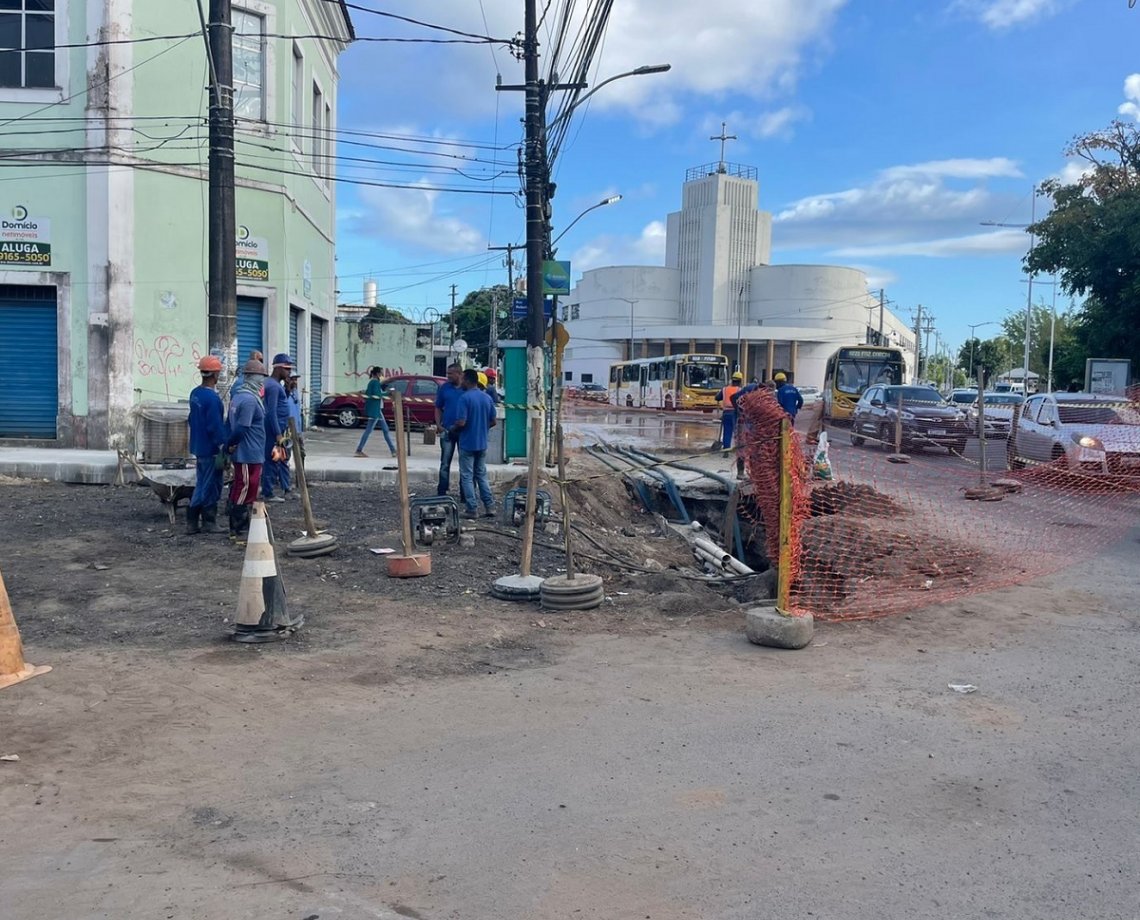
[119,452,198,525]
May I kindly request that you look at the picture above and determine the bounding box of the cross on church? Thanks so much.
[709,121,737,174]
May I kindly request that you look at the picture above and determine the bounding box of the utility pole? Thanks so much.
[878,288,885,338]
[1023,184,1037,388]
[921,315,937,384]
[912,304,923,384]
[487,242,520,371]
[449,283,458,352]
[206,0,237,388]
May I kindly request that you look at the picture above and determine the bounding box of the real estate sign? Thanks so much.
[236,226,270,281]
[1,206,51,267]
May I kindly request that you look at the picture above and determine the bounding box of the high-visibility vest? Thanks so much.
[721,385,741,409]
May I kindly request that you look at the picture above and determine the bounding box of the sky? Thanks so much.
[331,0,1140,353]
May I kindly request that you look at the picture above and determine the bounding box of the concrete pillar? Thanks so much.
[714,338,722,356]
[790,340,799,382]
[688,338,696,354]
[766,339,775,382]
[642,338,650,359]
[663,338,671,356]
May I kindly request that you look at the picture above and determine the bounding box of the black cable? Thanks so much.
[318,0,512,43]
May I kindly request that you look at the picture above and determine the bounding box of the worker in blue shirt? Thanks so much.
[451,367,496,519]
[774,372,804,421]
[260,353,294,502]
[433,363,465,496]
[186,355,227,534]
[225,358,267,540]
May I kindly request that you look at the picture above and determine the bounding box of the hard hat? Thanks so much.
[732,371,743,381]
[485,368,496,381]
[241,358,268,375]
[774,372,787,382]
[477,371,489,388]
[198,355,223,373]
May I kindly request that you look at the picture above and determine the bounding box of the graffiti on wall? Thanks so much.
[134,335,204,400]
[344,365,408,380]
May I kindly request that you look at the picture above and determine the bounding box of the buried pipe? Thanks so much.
[692,535,754,576]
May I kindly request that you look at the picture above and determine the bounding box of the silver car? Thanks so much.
[1007,392,1140,473]
[967,392,1023,439]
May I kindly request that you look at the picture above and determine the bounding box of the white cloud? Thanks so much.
[953,0,1063,30]
[1118,73,1140,121]
[349,183,483,255]
[1052,159,1092,185]
[345,0,847,124]
[701,107,812,144]
[880,158,1023,181]
[830,229,1028,259]
[571,221,668,273]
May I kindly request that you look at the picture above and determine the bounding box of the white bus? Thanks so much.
[608,353,729,410]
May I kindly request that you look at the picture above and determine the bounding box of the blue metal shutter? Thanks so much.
[0,285,58,438]
[288,307,300,365]
[236,297,264,364]
[309,317,325,418]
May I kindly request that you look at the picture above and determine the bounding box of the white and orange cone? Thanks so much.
[0,563,51,690]
[232,503,302,643]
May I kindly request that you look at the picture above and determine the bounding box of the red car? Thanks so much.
[316,374,445,428]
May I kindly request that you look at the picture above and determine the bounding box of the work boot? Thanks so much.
[200,506,219,533]
[185,506,202,535]
[227,500,241,540]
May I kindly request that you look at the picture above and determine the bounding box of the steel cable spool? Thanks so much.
[539,573,605,611]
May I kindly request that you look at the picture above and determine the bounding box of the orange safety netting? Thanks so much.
[737,390,1140,621]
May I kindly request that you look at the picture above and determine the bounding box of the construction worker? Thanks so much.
[225,358,267,541]
[434,362,464,496]
[186,356,226,534]
[452,367,497,519]
[485,368,503,405]
[774,372,804,421]
[477,370,489,392]
[715,371,745,450]
[261,353,293,501]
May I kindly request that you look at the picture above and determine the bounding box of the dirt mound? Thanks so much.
[810,481,905,517]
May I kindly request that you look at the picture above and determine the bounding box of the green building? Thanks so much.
[0,0,353,447]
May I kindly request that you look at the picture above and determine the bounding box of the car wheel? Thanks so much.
[1006,439,1026,470]
[337,407,360,428]
[878,424,894,451]
[850,431,865,447]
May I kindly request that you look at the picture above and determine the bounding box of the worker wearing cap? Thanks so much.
[774,372,804,421]
[715,371,745,450]
[260,353,294,502]
[285,371,305,481]
[484,368,502,405]
[225,358,268,539]
[186,355,227,534]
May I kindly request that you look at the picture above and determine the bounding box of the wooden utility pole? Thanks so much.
[206,0,237,387]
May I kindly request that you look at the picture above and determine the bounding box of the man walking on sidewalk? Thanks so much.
[225,358,267,541]
[186,356,226,534]
[433,363,464,496]
[451,367,496,519]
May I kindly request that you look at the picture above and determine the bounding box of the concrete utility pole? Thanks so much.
[921,315,937,384]
[912,304,923,384]
[878,288,885,338]
[1023,185,1037,384]
[449,284,458,350]
[487,242,520,371]
[205,0,237,387]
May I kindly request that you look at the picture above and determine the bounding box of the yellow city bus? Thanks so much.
[608,353,729,410]
[822,345,907,423]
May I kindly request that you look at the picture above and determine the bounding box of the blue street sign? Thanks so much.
[511,297,554,320]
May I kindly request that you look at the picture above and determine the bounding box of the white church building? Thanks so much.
[561,160,917,389]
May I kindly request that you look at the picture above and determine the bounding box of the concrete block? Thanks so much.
[744,606,814,650]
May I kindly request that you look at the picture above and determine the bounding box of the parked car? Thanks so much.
[1006,392,1140,473]
[948,388,979,407]
[799,385,822,407]
[316,374,445,428]
[966,391,1023,438]
[850,384,971,453]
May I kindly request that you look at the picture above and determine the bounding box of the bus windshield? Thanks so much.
[836,357,903,395]
[683,363,726,390]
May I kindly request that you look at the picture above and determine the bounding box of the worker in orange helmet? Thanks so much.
[186,355,227,534]
[484,368,502,405]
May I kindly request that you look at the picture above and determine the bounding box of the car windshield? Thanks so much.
[982,394,1023,405]
[684,363,726,390]
[882,386,945,405]
[950,392,977,404]
[1057,402,1140,425]
[836,358,903,395]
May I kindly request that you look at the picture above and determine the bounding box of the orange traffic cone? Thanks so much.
[232,502,302,643]
[0,564,51,690]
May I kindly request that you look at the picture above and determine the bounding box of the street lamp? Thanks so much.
[966,320,999,382]
[547,65,672,131]
[550,194,622,252]
[981,182,1037,391]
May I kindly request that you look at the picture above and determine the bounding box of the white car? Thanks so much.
[1007,392,1140,473]
[799,386,822,407]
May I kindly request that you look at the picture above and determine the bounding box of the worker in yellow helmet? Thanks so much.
[715,370,745,450]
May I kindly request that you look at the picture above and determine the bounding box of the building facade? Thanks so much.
[0,0,352,447]
[562,162,917,391]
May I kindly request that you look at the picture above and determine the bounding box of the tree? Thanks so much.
[366,303,410,324]
[1028,120,1140,374]
[957,336,1010,384]
[449,285,513,363]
